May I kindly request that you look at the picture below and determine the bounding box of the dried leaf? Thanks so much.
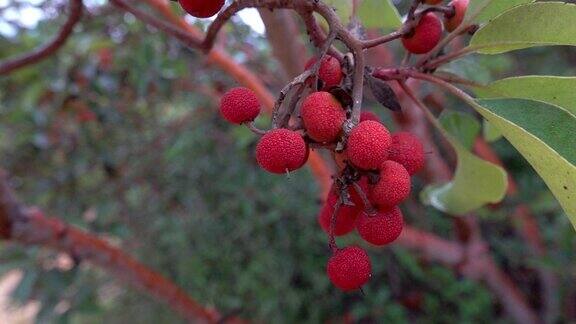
[366,75,401,111]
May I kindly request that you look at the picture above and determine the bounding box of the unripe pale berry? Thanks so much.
[445,0,469,32]
[305,55,343,89]
[345,120,391,170]
[318,191,361,236]
[178,0,225,18]
[370,160,411,209]
[424,0,443,4]
[256,129,308,174]
[388,132,425,175]
[356,207,404,246]
[402,13,443,54]
[360,111,381,123]
[301,92,346,143]
[326,246,372,291]
[220,87,261,124]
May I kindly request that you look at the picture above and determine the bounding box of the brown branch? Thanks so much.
[298,11,343,60]
[474,138,559,323]
[394,81,539,324]
[258,9,307,80]
[0,170,222,323]
[0,0,83,75]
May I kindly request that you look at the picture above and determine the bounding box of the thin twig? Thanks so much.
[0,0,83,75]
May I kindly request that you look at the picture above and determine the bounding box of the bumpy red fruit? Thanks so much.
[326,246,372,291]
[305,55,343,89]
[345,120,391,170]
[356,207,404,246]
[445,0,469,32]
[178,0,224,18]
[256,129,308,174]
[220,87,261,124]
[370,161,411,209]
[388,132,425,175]
[318,191,361,236]
[402,13,443,54]
[301,92,346,143]
[360,111,381,123]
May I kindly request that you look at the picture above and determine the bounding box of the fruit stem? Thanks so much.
[351,182,377,216]
[245,122,268,135]
[328,198,342,253]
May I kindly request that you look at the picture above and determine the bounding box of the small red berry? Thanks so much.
[318,191,361,236]
[256,129,308,174]
[220,87,261,124]
[356,207,404,246]
[370,161,411,209]
[178,0,225,18]
[360,111,381,123]
[345,121,392,170]
[305,55,343,89]
[445,0,469,32]
[301,92,346,143]
[388,132,425,175]
[402,12,443,54]
[326,246,372,291]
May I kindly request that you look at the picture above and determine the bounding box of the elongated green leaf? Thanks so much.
[358,0,402,29]
[472,98,576,224]
[475,76,576,116]
[468,0,535,24]
[469,2,576,54]
[483,120,502,142]
[421,112,508,215]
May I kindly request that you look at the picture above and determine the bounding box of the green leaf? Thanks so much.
[421,112,508,215]
[468,0,535,24]
[472,98,576,224]
[358,0,402,30]
[440,111,481,150]
[469,2,576,54]
[483,120,502,142]
[324,0,353,24]
[475,76,576,116]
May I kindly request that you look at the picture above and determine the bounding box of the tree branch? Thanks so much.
[0,0,83,75]
[0,170,222,323]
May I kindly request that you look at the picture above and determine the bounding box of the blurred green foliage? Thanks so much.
[0,1,575,323]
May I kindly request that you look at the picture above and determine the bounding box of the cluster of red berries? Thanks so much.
[219,54,425,292]
[319,118,424,291]
[402,0,470,54]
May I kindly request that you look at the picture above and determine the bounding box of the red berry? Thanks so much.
[370,161,411,209]
[345,121,391,170]
[318,191,361,236]
[220,87,261,124]
[388,132,425,175]
[256,129,308,174]
[360,111,381,123]
[326,246,372,291]
[402,13,443,54]
[356,207,404,246]
[178,0,224,18]
[301,92,346,143]
[424,0,443,4]
[305,55,343,89]
[445,0,469,32]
